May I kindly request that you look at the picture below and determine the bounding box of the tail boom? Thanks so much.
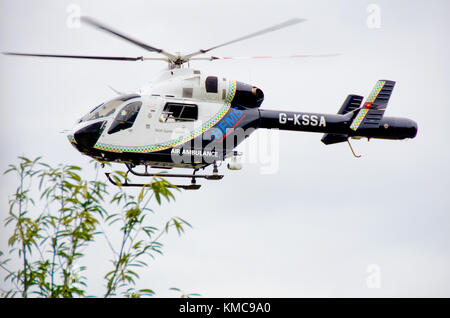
[257,79,417,143]
[258,109,417,141]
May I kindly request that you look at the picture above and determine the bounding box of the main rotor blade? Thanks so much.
[2,52,151,61]
[190,53,341,61]
[182,18,306,60]
[81,16,177,61]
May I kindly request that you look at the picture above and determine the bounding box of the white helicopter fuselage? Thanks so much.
[67,67,256,168]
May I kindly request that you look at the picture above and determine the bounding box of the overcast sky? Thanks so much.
[1,0,449,297]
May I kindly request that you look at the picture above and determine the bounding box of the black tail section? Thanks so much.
[259,79,417,146]
[322,80,398,145]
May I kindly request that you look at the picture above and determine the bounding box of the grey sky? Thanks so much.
[1,0,449,297]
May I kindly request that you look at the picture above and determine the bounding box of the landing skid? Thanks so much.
[104,162,223,190]
[105,173,202,190]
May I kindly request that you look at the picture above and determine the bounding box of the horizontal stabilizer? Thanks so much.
[350,80,396,131]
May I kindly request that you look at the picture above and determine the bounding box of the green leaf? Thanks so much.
[169,287,181,292]
[138,288,154,296]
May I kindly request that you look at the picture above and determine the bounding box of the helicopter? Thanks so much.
[3,17,418,190]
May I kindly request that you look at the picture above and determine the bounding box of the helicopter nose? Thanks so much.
[73,121,105,150]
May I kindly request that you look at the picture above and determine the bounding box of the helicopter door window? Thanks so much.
[205,76,218,93]
[159,103,198,123]
[108,101,142,134]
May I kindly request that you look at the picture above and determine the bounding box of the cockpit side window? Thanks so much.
[159,103,198,123]
[108,101,142,134]
[79,94,141,123]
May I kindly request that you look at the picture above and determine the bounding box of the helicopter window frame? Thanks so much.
[159,103,198,123]
[107,101,143,134]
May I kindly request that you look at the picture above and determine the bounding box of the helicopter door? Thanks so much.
[107,101,142,134]
[156,102,198,143]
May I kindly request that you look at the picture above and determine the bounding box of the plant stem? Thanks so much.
[104,228,129,298]
[50,169,63,297]
[17,166,29,298]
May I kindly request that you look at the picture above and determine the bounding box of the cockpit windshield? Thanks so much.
[79,94,140,123]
